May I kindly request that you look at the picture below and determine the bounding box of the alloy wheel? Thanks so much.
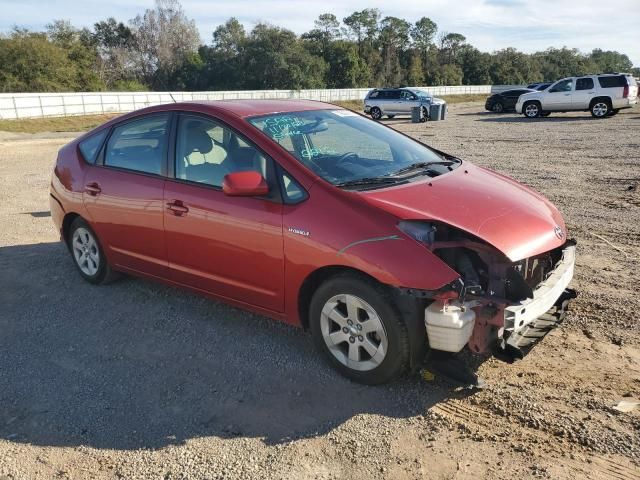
[592,102,608,117]
[524,103,539,117]
[72,227,100,276]
[320,294,388,371]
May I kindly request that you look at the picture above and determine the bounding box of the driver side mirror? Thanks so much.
[222,171,269,197]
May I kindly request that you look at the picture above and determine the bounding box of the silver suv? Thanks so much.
[516,73,638,118]
[364,88,445,120]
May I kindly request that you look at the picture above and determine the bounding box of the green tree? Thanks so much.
[589,49,633,73]
[0,30,81,92]
[46,20,105,90]
[242,24,326,89]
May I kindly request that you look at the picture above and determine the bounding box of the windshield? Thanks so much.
[413,89,432,99]
[248,109,458,189]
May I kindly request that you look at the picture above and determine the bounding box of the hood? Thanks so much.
[359,162,567,261]
[519,91,541,100]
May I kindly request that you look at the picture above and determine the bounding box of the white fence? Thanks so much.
[0,85,517,120]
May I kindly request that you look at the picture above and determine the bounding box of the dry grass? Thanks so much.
[0,113,120,134]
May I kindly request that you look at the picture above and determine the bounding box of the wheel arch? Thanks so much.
[62,212,82,248]
[298,264,429,371]
[589,96,612,109]
[298,265,379,330]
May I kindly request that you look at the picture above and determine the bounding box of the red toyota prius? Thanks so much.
[50,100,576,384]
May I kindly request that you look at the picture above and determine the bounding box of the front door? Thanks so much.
[163,113,285,312]
[543,78,574,110]
[83,113,170,278]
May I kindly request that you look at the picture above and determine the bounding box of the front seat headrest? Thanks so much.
[184,125,213,155]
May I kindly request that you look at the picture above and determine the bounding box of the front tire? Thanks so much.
[370,107,382,120]
[608,109,620,117]
[492,102,504,113]
[590,99,611,118]
[386,115,395,119]
[309,274,409,385]
[541,112,551,117]
[68,217,117,284]
[523,101,541,118]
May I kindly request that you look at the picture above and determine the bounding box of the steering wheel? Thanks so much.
[335,152,359,167]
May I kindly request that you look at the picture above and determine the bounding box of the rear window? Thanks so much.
[576,78,594,90]
[78,130,108,164]
[598,75,627,88]
[104,114,169,175]
[368,90,380,99]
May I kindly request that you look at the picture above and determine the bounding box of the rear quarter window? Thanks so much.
[598,76,626,88]
[78,130,108,164]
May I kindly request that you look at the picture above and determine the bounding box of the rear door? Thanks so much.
[542,78,574,110]
[572,77,595,109]
[83,113,171,278]
[163,113,285,312]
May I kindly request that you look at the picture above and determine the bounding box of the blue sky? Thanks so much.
[1,0,639,66]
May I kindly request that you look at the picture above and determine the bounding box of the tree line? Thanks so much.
[0,0,637,93]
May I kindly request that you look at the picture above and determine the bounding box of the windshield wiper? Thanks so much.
[335,176,402,188]
[388,159,459,177]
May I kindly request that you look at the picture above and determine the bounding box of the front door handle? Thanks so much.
[84,183,101,196]
[167,200,189,216]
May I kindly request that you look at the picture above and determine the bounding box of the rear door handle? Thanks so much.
[167,200,189,216]
[84,183,101,196]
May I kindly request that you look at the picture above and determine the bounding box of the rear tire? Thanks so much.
[370,107,382,120]
[590,99,611,118]
[309,273,410,385]
[386,115,395,119]
[523,101,541,118]
[68,217,117,285]
[541,112,551,117]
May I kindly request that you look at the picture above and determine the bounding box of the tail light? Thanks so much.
[623,85,629,98]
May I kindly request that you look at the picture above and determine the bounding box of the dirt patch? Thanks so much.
[0,103,639,479]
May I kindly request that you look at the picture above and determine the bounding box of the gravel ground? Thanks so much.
[0,103,639,480]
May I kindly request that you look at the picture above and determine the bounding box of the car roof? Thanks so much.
[79,99,341,138]
[188,99,334,118]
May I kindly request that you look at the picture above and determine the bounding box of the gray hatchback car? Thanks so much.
[363,87,445,120]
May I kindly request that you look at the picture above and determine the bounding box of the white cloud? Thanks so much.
[1,0,638,65]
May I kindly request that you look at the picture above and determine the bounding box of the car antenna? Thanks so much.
[169,92,177,103]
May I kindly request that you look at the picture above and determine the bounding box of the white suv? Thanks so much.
[516,74,638,118]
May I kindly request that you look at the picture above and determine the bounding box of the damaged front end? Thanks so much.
[398,221,577,360]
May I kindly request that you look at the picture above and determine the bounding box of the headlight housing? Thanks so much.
[397,220,437,246]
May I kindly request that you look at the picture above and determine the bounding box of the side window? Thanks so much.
[104,115,169,175]
[549,79,573,93]
[387,90,402,100]
[576,78,594,90]
[79,129,108,164]
[175,115,270,188]
[400,91,415,100]
[280,170,307,204]
[597,76,626,88]
[368,91,379,99]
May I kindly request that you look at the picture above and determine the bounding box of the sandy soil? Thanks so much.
[0,103,639,480]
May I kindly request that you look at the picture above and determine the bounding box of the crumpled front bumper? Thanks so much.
[502,241,577,352]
